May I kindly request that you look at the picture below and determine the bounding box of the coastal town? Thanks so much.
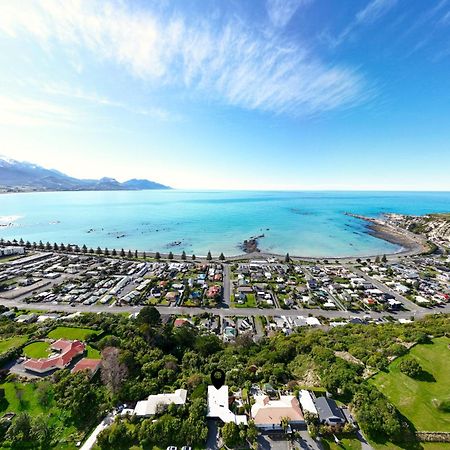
[0,212,449,449]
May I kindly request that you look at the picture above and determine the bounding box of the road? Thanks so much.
[1,297,448,320]
[222,264,231,307]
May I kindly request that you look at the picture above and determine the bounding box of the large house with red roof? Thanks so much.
[23,339,85,374]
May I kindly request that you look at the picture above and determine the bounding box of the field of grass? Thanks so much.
[371,441,450,450]
[372,337,450,432]
[86,345,101,359]
[322,437,361,450]
[232,293,257,308]
[0,381,78,449]
[0,335,27,354]
[23,341,50,358]
[47,326,100,341]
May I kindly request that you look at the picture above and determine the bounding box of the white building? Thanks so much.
[207,386,247,425]
[134,389,187,417]
[298,390,317,415]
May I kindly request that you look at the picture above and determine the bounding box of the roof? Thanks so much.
[298,390,317,415]
[207,385,247,425]
[23,340,85,373]
[71,358,101,374]
[314,397,345,422]
[134,389,187,416]
[251,395,304,426]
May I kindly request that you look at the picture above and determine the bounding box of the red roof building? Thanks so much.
[23,339,85,374]
[71,358,101,375]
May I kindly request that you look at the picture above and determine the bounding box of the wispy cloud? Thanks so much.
[0,95,77,127]
[0,0,369,117]
[266,0,312,28]
[324,0,399,48]
[41,83,174,121]
[355,0,398,25]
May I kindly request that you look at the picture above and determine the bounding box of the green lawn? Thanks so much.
[47,326,100,341]
[86,345,101,359]
[0,335,27,354]
[232,293,257,308]
[371,337,450,432]
[0,381,78,449]
[322,437,362,450]
[23,341,50,358]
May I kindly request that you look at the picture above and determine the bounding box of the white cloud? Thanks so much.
[324,0,399,48]
[356,0,398,24]
[0,95,76,127]
[0,0,369,117]
[266,0,312,28]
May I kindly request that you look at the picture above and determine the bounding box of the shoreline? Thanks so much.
[0,215,432,262]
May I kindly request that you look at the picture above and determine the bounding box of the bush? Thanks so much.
[399,358,423,378]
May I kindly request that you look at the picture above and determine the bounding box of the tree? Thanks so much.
[101,347,129,396]
[60,243,66,251]
[45,241,52,251]
[399,358,423,378]
[53,242,59,251]
[375,256,380,263]
[31,414,52,448]
[137,306,161,326]
[82,244,88,253]
[222,422,240,447]
[127,250,132,258]
[97,420,133,450]
[96,246,103,255]
[192,254,196,260]
[104,248,110,256]
[181,251,186,260]
[206,251,212,261]
[6,411,31,443]
[134,250,138,258]
[168,251,174,260]
[112,248,117,256]
[284,253,290,263]
[155,251,161,260]
[143,251,147,259]
[382,254,387,263]
[219,252,225,261]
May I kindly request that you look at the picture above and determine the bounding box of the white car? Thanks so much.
[166,447,177,450]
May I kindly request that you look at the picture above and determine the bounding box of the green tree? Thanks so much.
[168,251,174,260]
[112,248,117,256]
[207,251,212,261]
[181,251,186,260]
[284,253,290,263]
[222,422,240,447]
[137,306,161,326]
[97,420,133,450]
[6,411,32,443]
[192,254,196,260]
[219,252,225,261]
[399,358,423,378]
[120,248,125,257]
[382,254,387,263]
[31,414,52,448]
[155,251,161,260]
[96,246,103,255]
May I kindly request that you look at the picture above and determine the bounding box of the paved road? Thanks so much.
[223,264,231,307]
[1,297,448,320]
[81,413,114,450]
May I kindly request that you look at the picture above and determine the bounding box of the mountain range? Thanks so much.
[0,156,170,192]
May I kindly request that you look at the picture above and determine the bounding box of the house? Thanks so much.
[23,339,85,374]
[207,385,247,425]
[314,396,346,428]
[71,358,101,376]
[134,389,187,417]
[251,394,305,432]
[298,390,317,416]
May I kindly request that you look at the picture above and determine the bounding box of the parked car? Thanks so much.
[166,447,177,450]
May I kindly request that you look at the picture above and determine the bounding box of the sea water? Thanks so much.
[1,190,449,257]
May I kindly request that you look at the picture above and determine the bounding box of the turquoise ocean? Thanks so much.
[0,191,449,257]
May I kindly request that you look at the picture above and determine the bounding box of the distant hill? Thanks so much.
[0,156,171,192]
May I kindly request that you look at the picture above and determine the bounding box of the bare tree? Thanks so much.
[100,347,128,395]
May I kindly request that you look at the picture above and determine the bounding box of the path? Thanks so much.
[80,413,114,450]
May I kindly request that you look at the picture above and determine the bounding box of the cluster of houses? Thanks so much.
[362,257,450,307]
[125,383,352,438]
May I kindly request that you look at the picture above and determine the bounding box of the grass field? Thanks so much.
[0,335,27,354]
[47,326,100,341]
[232,293,257,308]
[322,437,361,450]
[0,381,78,449]
[372,337,450,432]
[86,345,101,359]
[23,341,50,358]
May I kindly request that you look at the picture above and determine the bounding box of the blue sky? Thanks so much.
[1,0,450,190]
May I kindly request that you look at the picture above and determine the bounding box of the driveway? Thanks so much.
[206,419,219,450]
